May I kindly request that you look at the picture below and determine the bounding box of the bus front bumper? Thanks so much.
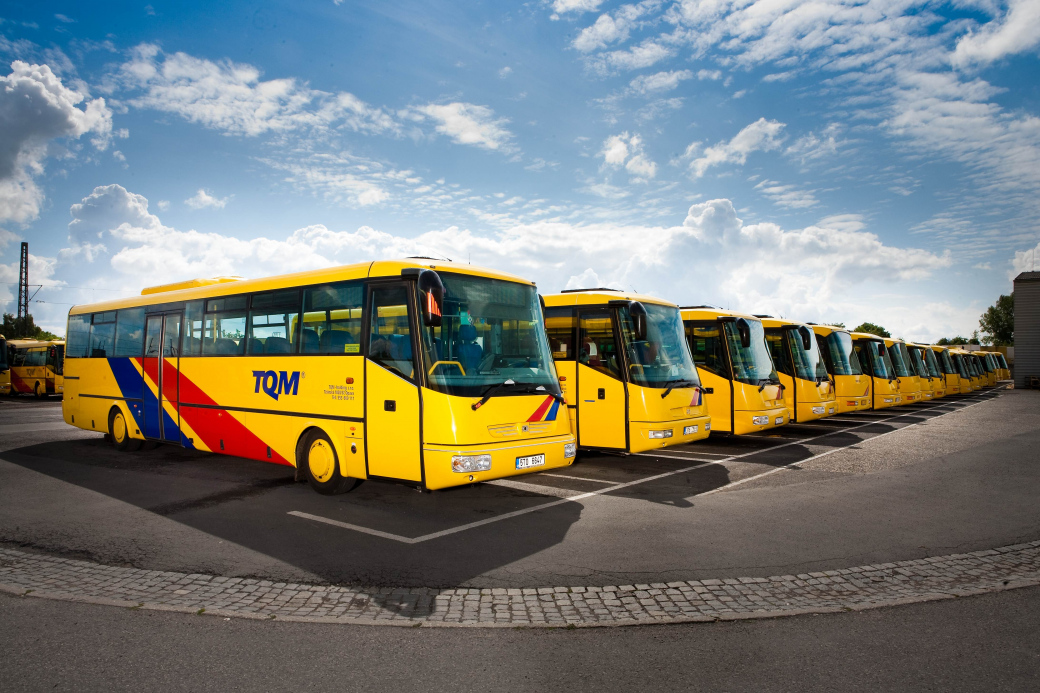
[874,393,901,409]
[837,396,871,414]
[422,434,576,490]
[629,415,712,453]
[733,407,789,436]
[795,400,837,423]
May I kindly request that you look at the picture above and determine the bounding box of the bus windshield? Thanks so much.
[908,347,930,378]
[819,331,862,376]
[787,328,830,382]
[418,273,560,398]
[724,320,778,385]
[618,303,700,389]
[922,348,941,378]
[954,354,971,378]
[888,343,912,378]
[938,349,956,374]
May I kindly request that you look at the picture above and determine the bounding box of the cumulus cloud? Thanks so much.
[951,0,1040,67]
[185,189,230,210]
[588,40,673,74]
[0,61,112,225]
[409,102,515,152]
[551,0,603,17]
[684,118,786,177]
[600,132,657,180]
[1011,241,1040,278]
[573,13,633,52]
[118,44,396,137]
[629,69,693,94]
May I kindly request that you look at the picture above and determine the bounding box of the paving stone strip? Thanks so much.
[3,542,1040,628]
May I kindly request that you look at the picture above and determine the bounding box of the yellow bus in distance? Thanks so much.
[850,332,901,409]
[811,325,871,413]
[63,259,577,494]
[883,338,922,404]
[681,308,789,434]
[760,317,836,423]
[907,343,944,399]
[8,340,65,397]
[0,334,9,396]
[929,345,960,395]
[949,350,975,393]
[542,290,710,452]
[978,352,1000,386]
[994,352,1011,380]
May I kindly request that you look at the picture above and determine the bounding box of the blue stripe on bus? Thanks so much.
[546,398,560,421]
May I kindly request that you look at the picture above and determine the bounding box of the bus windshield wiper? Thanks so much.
[757,378,782,392]
[472,379,516,410]
[660,379,699,399]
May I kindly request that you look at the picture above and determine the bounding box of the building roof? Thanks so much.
[1013,271,1040,283]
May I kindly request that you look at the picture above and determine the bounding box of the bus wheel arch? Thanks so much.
[296,427,360,495]
[108,405,141,452]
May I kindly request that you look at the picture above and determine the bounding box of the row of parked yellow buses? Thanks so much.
[0,336,65,398]
[52,259,1009,495]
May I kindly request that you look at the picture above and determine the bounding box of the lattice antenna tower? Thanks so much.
[17,242,28,320]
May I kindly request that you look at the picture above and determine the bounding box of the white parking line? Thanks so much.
[538,473,614,484]
[0,422,74,435]
[288,390,1001,543]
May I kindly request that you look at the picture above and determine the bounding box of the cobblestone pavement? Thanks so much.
[2,540,1039,628]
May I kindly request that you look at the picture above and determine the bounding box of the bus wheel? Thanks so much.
[33,382,45,399]
[300,430,359,495]
[109,408,140,452]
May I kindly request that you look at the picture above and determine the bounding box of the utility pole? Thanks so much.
[17,241,29,322]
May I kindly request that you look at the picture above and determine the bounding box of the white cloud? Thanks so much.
[685,118,786,177]
[600,132,657,180]
[157,200,170,211]
[185,189,230,210]
[951,0,1040,67]
[497,66,513,78]
[0,60,112,225]
[629,69,693,94]
[118,44,396,137]
[1011,241,1040,278]
[754,180,818,209]
[552,0,604,17]
[573,13,632,53]
[410,102,515,152]
[589,40,673,74]
[786,124,845,164]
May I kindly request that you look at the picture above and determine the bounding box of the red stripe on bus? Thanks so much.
[527,395,553,422]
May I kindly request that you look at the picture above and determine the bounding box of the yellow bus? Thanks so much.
[965,352,987,389]
[949,350,975,393]
[811,325,871,413]
[8,340,65,397]
[883,338,922,404]
[930,345,961,395]
[850,332,901,409]
[987,351,1010,381]
[542,290,710,452]
[978,352,1000,386]
[907,343,944,400]
[0,334,9,396]
[954,350,983,391]
[759,317,836,422]
[62,259,577,494]
[681,308,788,434]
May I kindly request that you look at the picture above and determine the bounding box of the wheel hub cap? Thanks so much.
[308,440,334,482]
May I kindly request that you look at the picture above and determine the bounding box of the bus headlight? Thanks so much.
[705,422,711,431]
[812,406,825,415]
[648,429,673,439]
[452,454,491,473]
[752,415,769,425]
[564,442,576,458]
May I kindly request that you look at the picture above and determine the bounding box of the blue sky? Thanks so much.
[3,0,1040,340]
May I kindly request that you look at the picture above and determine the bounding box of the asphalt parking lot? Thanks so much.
[2,386,1037,590]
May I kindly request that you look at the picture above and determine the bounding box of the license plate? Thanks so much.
[775,416,784,425]
[516,454,545,470]
[683,425,698,435]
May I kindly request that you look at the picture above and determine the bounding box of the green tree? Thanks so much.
[978,293,1013,346]
[937,336,969,345]
[852,322,891,338]
[1,313,60,340]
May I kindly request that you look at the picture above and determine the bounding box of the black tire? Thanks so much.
[299,429,359,495]
[109,408,134,451]
[33,381,45,399]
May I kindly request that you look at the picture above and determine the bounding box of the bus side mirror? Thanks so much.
[623,301,647,342]
[736,318,751,349]
[417,269,444,328]
[539,294,546,319]
[799,326,812,351]
[877,343,886,357]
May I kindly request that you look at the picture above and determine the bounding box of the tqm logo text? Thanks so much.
[252,370,300,401]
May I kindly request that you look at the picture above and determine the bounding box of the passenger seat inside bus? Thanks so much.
[458,325,482,372]
[301,328,319,353]
[263,336,292,354]
[320,329,354,354]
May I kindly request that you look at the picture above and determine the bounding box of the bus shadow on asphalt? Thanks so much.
[0,437,585,602]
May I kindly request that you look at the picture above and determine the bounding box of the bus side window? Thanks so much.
[578,310,620,378]
[368,285,414,379]
[114,308,146,358]
[183,301,204,356]
[89,311,117,358]
[544,307,576,360]
[66,314,91,358]
[247,289,301,355]
[202,296,247,356]
[685,321,727,378]
[301,281,364,354]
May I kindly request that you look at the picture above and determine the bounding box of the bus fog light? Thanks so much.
[648,429,673,439]
[812,406,825,415]
[452,454,491,473]
[705,422,711,431]
[564,443,576,458]
[752,416,769,426]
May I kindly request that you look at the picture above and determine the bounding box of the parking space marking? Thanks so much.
[483,478,583,498]
[0,422,74,435]
[289,390,1005,544]
[539,473,614,484]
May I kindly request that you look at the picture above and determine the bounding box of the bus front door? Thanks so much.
[143,313,182,442]
[364,284,423,483]
[576,309,627,450]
